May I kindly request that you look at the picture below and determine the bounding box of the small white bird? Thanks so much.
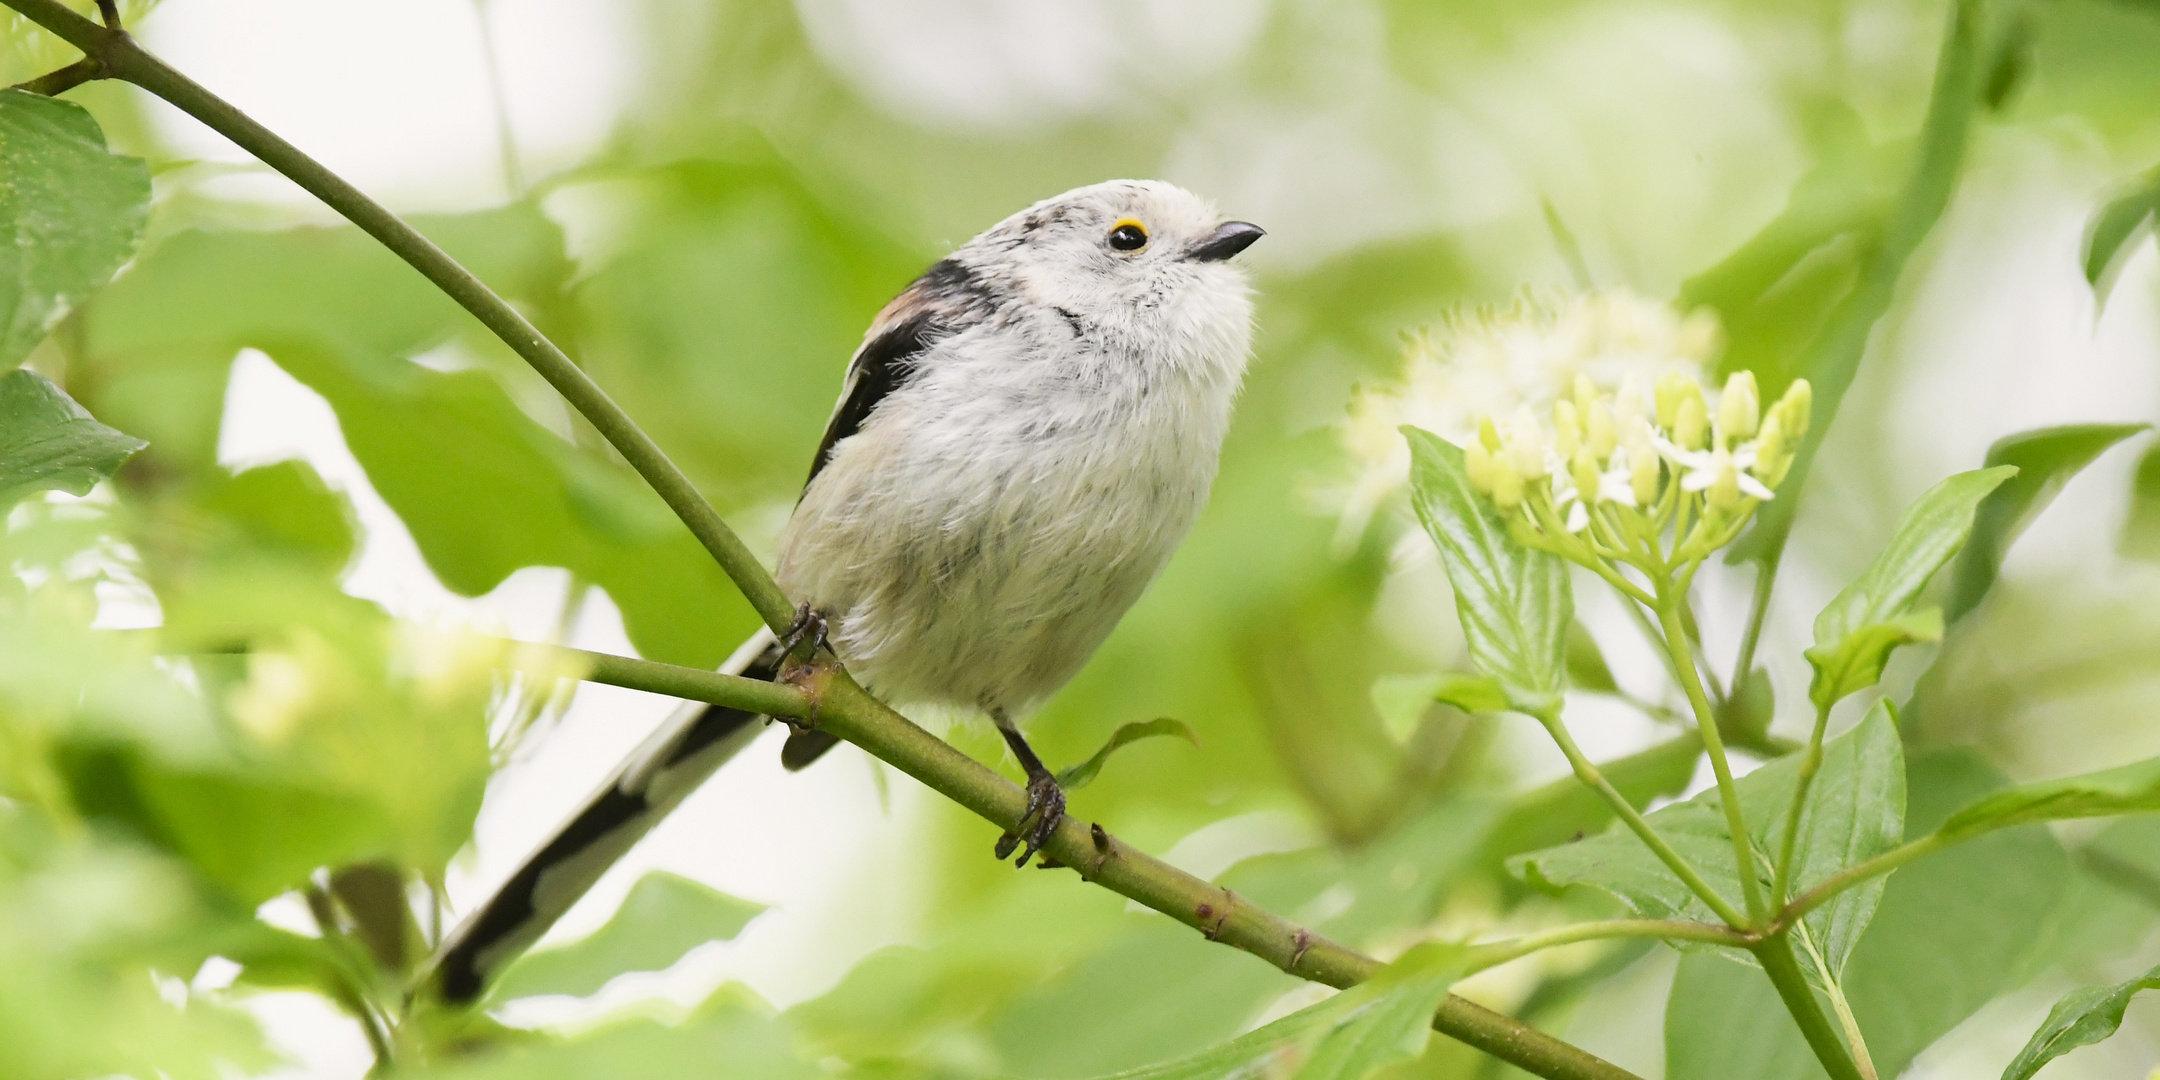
[431,180,1262,1002]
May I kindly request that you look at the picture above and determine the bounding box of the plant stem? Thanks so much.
[1730,550,1779,690]
[1752,931,1865,1080]
[1463,919,1747,974]
[1533,711,1749,928]
[2,0,798,634]
[1792,918,1879,1080]
[0,6,1644,1072]
[1656,583,1767,924]
[1771,699,1834,905]
[1775,833,1951,932]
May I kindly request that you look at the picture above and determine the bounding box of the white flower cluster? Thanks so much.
[1465,369,1811,564]
[1335,290,1722,544]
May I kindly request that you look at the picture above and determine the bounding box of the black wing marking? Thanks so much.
[804,258,998,489]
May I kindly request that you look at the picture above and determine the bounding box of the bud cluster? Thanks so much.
[1463,371,1812,568]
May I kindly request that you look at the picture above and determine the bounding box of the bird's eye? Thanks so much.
[1107,219,1149,252]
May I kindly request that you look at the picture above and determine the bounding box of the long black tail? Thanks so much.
[425,630,822,1003]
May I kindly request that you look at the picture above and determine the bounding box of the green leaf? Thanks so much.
[490,871,765,1001]
[1370,673,1508,743]
[1665,750,2070,1080]
[1945,423,2148,622]
[1402,427,1570,717]
[198,460,358,573]
[2001,963,2160,1080]
[1294,944,1466,1080]
[1939,753,2160,837]
[2119,442,2160,564]
[1514,703,1902,974]
[1073,944,1465,1080]
[1565,621,1619,694]
[1803,607,1945,712]
[1055,718,1200,791]
[1806,466,2016,709]
[0,368,145,510]
[0,90,151,368]
[2083,163,2160,298]
[1476,732,1701,872]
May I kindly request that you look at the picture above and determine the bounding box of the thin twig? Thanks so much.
[0,3,1643,1074]
[1462,919,1748,974]
[95,0,116,27]
[10,55,100,95]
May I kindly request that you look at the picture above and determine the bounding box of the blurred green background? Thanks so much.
[7,0,2160,1076]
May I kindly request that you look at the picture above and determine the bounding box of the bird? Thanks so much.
[426,179,1263,1004]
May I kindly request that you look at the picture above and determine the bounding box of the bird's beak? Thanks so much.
[1186,221,1265,262]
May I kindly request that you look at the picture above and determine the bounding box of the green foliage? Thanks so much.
[1517,704,1903,976]
[0,366,144,509]
[1403,428,1570,717]
[2000,963,2160,1080]
[1944,424,2148,622]
[2082,162,2160,299]
[0,89,149,368]
[1664,750,2070,1080]
[1938,751,2160,836]
[1055,718,1200,791]
[491,872,766,1002]
[1805,466,2015,710]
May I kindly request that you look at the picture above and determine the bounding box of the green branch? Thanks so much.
[1771,699,1835,905]
[0,4,1647,1075]
[1463,919,1748,974]
[1752,932,1866,1080]
[1657,586,1767,924]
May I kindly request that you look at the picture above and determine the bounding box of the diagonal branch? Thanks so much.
[0,1,1644,1074]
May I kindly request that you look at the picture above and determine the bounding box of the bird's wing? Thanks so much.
[804,257,1000,488]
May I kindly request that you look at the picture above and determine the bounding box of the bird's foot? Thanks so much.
[779,603,830,664]
[994,768,1066,869]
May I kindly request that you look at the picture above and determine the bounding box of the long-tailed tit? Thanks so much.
[431,180,1261,1002]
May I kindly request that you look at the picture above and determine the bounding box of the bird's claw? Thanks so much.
[994,770,1066,868]
[779,603,830,664]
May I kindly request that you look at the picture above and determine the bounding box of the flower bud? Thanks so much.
[1707,449,1741,512]
[1571,448,1602,505]
[1552,401,1581,457]
[1573,373,1599,420]
[1674,395,1709,451]
[1614,377,1646,427]
[1490,457,1526,511]
[1478,415,1504,452]
[1630,442,1661,505]
[1465,439,1496,495]
[1586,398,1617,461]
[1776,378,1813,439]
[1718,371,1760,441]
[1655,371,1691,430]
[1505,406,1548,478]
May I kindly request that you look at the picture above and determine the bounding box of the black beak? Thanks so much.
[1187,220,1265,262]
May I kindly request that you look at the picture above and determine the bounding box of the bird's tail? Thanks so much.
[424,626,833,1004]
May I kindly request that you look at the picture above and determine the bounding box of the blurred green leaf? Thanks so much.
[1939,753,2160,836]
[1806,466,2016,709]
[1565,621,1619,694]
[2082,163,2160,300]
[2118,442,2160,563]
[1664,750,2069,1080]
[1075,985,1361,1080]
[197,460,357,574]
[0,89,149,368]
[1946,424,2147,622]
[1369,673,1506,745]
[1516,702,1901,972]
[0,367,145,510]
[1403,427,1569,717]
[405,993,819,1080]
[1056,718,1200,792]
[2000,963,2160,1080]
[492,871,765,1002]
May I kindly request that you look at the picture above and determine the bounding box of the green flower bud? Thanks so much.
[1465,438,1496,495]
[1655,371,1692,430]
[1776,378,1812,440]
[1675,395,1709,451]
[1478,415,1504,452]
[1630,443,1661,505]
[1573,373,1599,420]
[1718,370,1760,441]
[1505,406,1548,478]
[1491,457,1526,511]
[1707,449,1741,512]
[1586,398,1617,461]
[1553,400,1581,457]
[1571,448,1602,505]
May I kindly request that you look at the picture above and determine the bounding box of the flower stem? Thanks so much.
[1656,580,1767,924]
[1771,699,1834,906]
[1533,711,1749,928]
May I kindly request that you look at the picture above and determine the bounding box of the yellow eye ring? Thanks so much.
[1107,219,1149,252]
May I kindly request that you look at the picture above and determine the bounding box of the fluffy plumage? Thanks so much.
[426,179,1258,1002]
